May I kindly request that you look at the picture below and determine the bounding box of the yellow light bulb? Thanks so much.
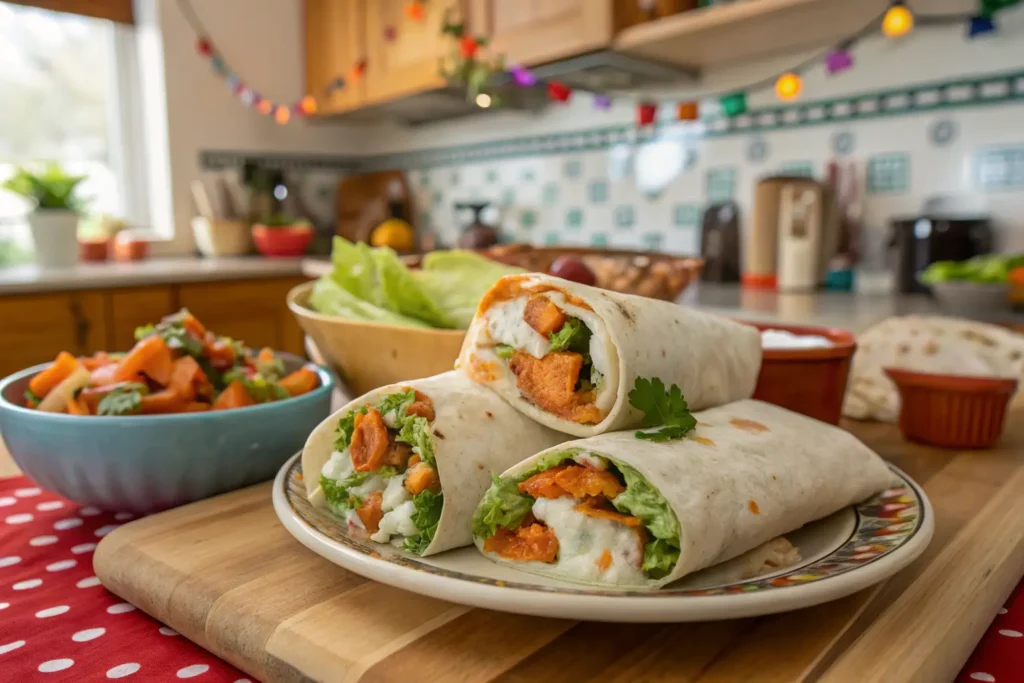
[475,93,492,108]
[775,72,802,101]
[883,3,913,38]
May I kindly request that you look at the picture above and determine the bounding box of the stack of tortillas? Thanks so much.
[842,315,1024,423]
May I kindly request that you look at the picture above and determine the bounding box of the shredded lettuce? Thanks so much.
[397,415,435,465]
[471,448,581,538]
[404,489,444,554]
[375,389,416,420]
[320,467,399,513]
[610,462,681,578]
[548,317,591,355]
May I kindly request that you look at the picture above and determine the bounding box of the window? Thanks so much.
[0,1,144,266]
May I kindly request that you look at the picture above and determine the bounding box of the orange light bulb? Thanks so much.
[299,95,317,115]
[274,105,291,125]
[257,99,272,115]
[883,3,913,38]
[775,72,802,101]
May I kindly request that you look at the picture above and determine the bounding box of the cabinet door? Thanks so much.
[0,291,107,378]
[469,0,614,67]
[106,286,177,351]
[176,278,306,358]
[364,0,466,104]
[305,0,366,114]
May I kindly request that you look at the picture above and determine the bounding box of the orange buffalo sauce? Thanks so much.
[476,275,594,316]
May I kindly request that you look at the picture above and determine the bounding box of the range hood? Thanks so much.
[345,52,696,126]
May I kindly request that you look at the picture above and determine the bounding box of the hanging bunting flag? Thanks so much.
[637,102,657,126]
[196,37,213,57]
[824,48,854,74]
[594,94,613,110]
[256,99,273,115]
[459,36,479,59]
[720,93,747,117]
[967,15,996,36]
[509,65,536,87]
[883,1,914,37]
[405,0,426,22]
[775,72,803,101]
[239,88,255,106]
[677,101,699,121]
[547,81,572,103]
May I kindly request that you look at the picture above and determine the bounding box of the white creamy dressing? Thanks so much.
[760,329,834,350]
[482,291,617,416]
[486,298,552,358]
[531,497,647,586]
[320,447,421,544]
[573,451,608,470]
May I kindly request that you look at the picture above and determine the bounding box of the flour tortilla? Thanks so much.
[301,371,567,556]
[457,273,763,437]
[475,399,893,588]
[843,315,1024,422]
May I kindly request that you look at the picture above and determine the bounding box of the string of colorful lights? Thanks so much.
[177,0,1020,126]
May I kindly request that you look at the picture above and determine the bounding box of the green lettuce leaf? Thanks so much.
[397,415,435,465]
[375,389,416,419]
[495,344,515,359]
[374,247,452,328]
[309,277,430,329]
[548,317,591,355]
[642,539,680,579]
[471,448,581,539]
[403,489,444,554]
[334,406,367,452]
[471,476,534,539]
[414,250,525,329]
[611,462,680,543]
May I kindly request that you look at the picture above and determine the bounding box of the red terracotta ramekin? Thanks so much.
[747,322,857,425]
[883,367,1018,449]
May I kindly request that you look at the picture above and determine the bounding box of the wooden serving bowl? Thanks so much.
[287,281,465,396]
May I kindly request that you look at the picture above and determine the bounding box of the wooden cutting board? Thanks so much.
[93,416,1024,683]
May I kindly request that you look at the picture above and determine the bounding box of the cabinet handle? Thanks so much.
[69,299,91,352]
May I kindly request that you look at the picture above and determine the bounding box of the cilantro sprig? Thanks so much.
[628,377,697,442]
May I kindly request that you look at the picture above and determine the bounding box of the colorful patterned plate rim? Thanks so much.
[273,453,934,622]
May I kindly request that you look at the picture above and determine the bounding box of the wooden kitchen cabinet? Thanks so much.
[0,291,107,378]
[177,278,306,358]
[468,0,615,67]
[305,0,366,114]
[106,286,177,350]
[363,0,466,104]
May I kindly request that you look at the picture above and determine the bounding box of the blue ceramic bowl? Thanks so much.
[0,354,333,513]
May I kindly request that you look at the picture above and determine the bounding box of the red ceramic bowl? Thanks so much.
[748,322,857,425]
[252,224,314,258]
[884,367,1017,449]
[78,239,110,262]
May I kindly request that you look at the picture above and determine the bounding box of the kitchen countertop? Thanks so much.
[0,257,307,294]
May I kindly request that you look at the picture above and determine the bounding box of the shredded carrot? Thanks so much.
[595,549,613,573]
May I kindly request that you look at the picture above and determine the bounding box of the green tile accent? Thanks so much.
[521,209,537,230]
[522,168,536,182]
[432,190,443,207]
[706,168,736,202]
[614,206,635,229]
[588,181,608,204]
[418,171,430,186]
[501,187,516,205]
[976,146,1024,189]
[781,161,815,177]
[450,170,460,185]
[643,232,664,251]
[485,169,498,183]
[565,208,583,229]
[867,153,910,193]
[543,231,561,245]
[673,204,701,228]
[543,183,559,205]
[564,159,582,179]
[591,233,609,247]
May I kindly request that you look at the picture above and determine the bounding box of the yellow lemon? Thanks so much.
[370,219,415,251]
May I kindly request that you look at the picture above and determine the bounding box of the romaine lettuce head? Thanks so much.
[309,277,430,329]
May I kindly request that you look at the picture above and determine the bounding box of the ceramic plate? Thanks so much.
[273,454,933,622]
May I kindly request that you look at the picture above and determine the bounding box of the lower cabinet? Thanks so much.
[0,276,309,378]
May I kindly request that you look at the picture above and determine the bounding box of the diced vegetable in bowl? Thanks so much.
[24,309,322,416]
[0,311,334,513]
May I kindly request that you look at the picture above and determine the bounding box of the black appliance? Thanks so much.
[700,202,742,283]
[888,214,993,293]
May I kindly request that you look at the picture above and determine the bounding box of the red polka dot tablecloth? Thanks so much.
[0,476,256,682]
[2,475,1022,682]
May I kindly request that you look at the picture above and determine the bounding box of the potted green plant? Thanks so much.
[2,164,88,268]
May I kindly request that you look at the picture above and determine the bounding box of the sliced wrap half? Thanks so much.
[456,273,762,437]
[302,371,566,556]
[471,399,893,588]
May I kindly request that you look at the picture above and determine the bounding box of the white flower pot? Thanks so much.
[29,210,80,269]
